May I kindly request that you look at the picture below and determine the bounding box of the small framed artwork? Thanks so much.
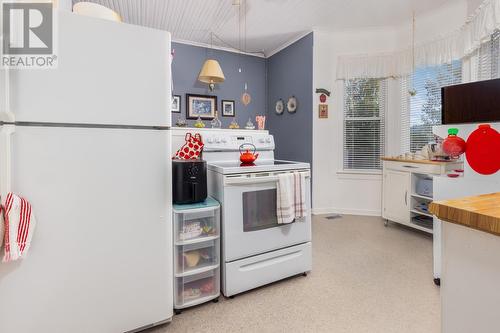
[186,94,217,120]
[221,100,235,117]
[319,104,328,118]
[172,95,181,113]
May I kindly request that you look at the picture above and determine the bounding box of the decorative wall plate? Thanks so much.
[241,92,252,106]
[275,99,284,115]
[287,96,297,113]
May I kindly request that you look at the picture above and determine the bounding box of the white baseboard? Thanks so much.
[312,207,381,217]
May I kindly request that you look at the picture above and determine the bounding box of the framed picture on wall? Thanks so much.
[172,95,181,113]
[221,100,235,117]
[186,94,217,119]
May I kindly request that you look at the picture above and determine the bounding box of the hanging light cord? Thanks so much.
[408,11,417,96]
[205,0,263,56]
[209,32,264,56]
[412,11,416,74]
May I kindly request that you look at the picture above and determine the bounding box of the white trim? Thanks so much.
[312,207,381,217]
[336,170,383,180]
[171,38,265,58]
[265,30,313,58]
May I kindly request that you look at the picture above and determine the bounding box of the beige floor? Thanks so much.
[149,215,440,333]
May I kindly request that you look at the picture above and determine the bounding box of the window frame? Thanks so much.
[342,78,387,172]
[401,61,463,154]
[477,29,500,81]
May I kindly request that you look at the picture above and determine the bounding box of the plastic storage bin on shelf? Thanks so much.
[176,268,219,308]
[176,239,219,276]
[173,197,220,313]
[174,204,219,245]
[416,177,433,198]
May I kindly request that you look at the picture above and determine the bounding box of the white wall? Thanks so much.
[312,0,468,216]
[312,28,402,216]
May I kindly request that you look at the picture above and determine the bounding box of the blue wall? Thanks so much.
[172,34,314,167]
[171,42,266,128]
[266,33,314,166]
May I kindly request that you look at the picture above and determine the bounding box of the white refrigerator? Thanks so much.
[0,12,173,333]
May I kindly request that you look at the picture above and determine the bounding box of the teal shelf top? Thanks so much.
[173,197,220,211]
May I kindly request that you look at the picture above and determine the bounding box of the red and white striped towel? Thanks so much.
[1,193,37,262]
[277,172,306,224]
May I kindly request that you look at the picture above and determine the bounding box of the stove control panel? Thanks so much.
[204,134,274,151]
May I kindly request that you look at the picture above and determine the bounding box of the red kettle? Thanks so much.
[239,143,259,164]
[443,128,466,158]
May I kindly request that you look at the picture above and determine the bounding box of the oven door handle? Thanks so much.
[224,171,310,186]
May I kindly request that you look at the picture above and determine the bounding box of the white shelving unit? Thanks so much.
[382,158,462,234]
[173,198,220,314]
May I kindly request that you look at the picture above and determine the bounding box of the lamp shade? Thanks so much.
[73,2,122,22]
[198,59,225,84]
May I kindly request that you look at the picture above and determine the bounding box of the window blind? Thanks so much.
[343,78,386,171]
[401,61,462,153]
[478,29,500,80]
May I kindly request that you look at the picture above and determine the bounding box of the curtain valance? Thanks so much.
[337,0,500,79]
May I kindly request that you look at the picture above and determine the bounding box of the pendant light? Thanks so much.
[73,2,122,22]
[198,32,225,91]
[408,11,417,96]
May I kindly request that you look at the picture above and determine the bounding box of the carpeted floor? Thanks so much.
[148,215,440,333]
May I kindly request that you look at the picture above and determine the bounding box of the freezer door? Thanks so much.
[9,11,171,127]
[0,126,172,333]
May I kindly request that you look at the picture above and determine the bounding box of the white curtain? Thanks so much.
[337,0,500,79]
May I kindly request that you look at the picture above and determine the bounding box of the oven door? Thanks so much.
[222,170,311,262]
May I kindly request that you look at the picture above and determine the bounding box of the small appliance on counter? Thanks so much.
[173,159,207,204]
[426,138,451,161]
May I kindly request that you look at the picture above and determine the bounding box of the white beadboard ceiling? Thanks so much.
[73,0,453,57]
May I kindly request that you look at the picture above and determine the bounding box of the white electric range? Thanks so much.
[201,131,312,297]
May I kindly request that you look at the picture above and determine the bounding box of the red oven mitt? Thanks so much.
[173,133,204,160]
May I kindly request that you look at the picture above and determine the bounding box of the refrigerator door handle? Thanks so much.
[1,56,15,204]
[0,123,15,205]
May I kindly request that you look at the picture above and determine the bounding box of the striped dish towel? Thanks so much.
[1,193,37,262]
[277,172,306,224]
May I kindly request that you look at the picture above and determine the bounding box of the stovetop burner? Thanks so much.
[211,160,297,168]
[207,159,310,175]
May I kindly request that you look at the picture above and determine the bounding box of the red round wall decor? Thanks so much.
[465,124,500,175]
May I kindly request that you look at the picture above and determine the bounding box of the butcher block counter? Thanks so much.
[429,192,500,236]
[381,157,459,166]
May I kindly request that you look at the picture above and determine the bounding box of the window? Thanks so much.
[343,78,386,171]
[478,30,500,80]
[401,61,462,153]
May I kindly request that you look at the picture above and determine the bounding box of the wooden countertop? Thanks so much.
[429,193,500,236]
[381,157,459,165]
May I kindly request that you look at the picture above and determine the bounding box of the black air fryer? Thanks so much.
[172,159,207,204]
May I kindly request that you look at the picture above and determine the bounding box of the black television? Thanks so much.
[441,78,500,124]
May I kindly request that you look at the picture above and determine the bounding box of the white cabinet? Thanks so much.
[383,170,410,224]
[382,159,462,234]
